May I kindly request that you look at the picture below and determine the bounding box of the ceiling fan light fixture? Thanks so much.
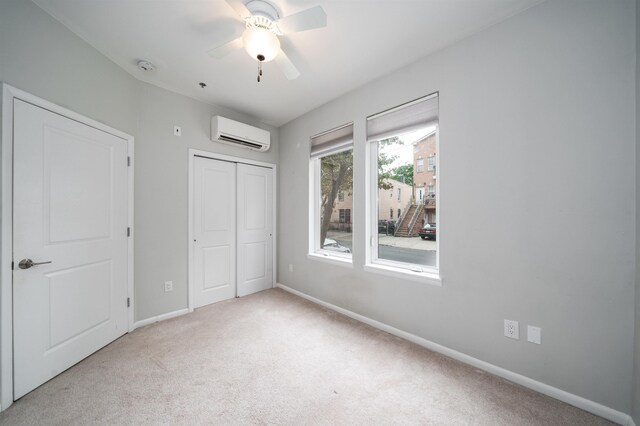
[242,26,280,62]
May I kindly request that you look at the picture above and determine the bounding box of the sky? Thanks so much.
[379,124,437,170]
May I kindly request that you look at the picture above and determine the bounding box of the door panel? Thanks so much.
[48,261,112,348]
[203,246,230,289]
[13,99,128,399]
[193,157,236,307]
[237,164,273,297]
[45,127,112,243]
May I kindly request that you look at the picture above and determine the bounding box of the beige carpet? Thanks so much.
[0,288,611,425]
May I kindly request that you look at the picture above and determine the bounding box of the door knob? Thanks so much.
[18,259,52,269]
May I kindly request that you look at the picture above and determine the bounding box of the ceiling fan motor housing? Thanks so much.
[245,0,281,33]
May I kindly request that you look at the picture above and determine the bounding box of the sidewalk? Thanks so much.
[378,235,435,251]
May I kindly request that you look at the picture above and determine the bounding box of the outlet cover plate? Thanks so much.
[174,126,182,137]
[164,280,173,292]
[504,319,519,340]
[527,325,541,344]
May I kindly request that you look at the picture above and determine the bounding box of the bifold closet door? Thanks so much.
[193,157,237,308]
[237,164,273,297]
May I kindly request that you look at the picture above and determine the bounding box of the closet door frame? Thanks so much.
[187,149,277,311]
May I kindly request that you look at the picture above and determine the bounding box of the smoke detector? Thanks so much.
[137,60,155,72]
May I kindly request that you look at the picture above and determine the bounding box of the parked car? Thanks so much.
[323,238,351,253]
[378,220,396,234]
[419,223,437,240]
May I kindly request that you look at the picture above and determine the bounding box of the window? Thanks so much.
[367,93,439,274]
[310,123,353,260]
[339,208,351,224]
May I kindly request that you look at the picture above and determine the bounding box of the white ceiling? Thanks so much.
[33,0,543,127]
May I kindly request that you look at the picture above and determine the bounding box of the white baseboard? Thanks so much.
[276,283,632,425]
[133,308,190,329]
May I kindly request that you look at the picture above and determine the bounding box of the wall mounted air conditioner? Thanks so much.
[211,116,270,152]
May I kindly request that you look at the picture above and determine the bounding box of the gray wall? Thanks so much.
[278,0,636,413]
[0,0,138,135]
[0,1,278,323]
[134,83,278,320]
[633,0,640,422]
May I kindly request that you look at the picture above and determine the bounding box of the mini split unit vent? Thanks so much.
[211,116,270,152]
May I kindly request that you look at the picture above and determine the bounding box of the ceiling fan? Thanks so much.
[207,0,327,82]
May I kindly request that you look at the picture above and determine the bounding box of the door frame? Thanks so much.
[187,149,277,311]
[0,83,135,410]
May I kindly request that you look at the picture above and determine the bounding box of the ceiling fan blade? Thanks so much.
[275,48,300,80]
[276,5,326,34]
[207,37,243,59]
[225,0,251,19]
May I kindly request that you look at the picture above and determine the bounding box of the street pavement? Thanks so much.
[379,245,436,267]
[326,232,436,267]
[378,235,436,251]
[327,232,436,251]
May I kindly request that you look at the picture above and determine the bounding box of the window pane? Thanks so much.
[319,149,353,255]
[368,93,438,271]
[375,131,436,268]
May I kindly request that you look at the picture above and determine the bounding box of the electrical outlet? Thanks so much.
[164,281,173,292]
[527,325,541,344]
[504,319,519,340]
[173,126,182,137]
[288,264,294,273]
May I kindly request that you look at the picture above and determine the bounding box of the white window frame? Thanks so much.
[428,156,435,171]
[308,142,353,268]
[364,94,441,285]
[417,158,424,172]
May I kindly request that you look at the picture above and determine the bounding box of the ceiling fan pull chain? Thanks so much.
[257,57,264,82]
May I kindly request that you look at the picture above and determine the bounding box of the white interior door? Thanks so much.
[13,99,129,399]
[193,157,236,307]
[237,164,273,297]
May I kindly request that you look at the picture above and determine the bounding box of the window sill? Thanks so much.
[363,263,442,286]
[307,252,353,268]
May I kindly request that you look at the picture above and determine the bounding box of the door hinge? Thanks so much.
[127,156,131,167]
[127,297,130,308]
[11,261,14,270]
[127,227,131,237]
